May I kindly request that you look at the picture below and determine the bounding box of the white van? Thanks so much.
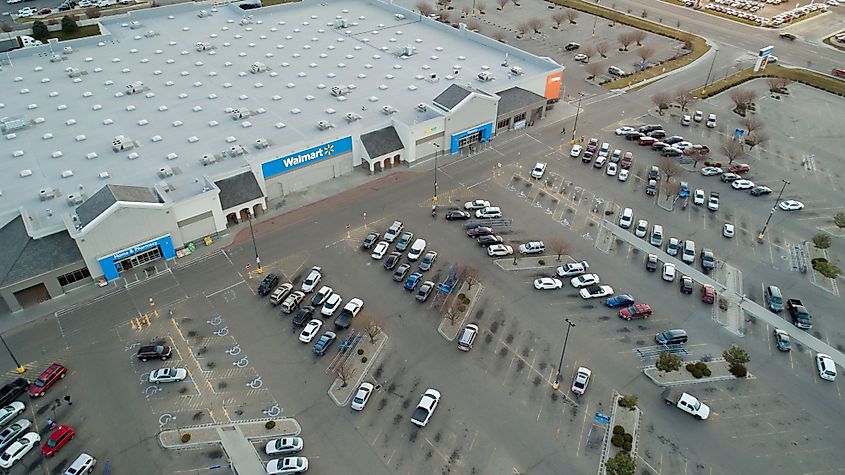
[706,113,717,128]
[682,240,695,263]
[475,206,502,219]
[63,453,96,475]
[407,239,427,261]
[649,225,663,247]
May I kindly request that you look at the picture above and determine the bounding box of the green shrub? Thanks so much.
[538,259,546,266]
[622,441,632,452]
[265,420,276,430]
[623,433,633,443]
[613,425,625,435]
[458,293,466,300]
[357,348,364,355]
[730,363,747,378]
[32,21,49,40]
[692,369,703,378]
[703,368,712,377]
[694,362,707,371]
[456,304,467,313]
[361,356,368,363]
[618,394,638,410]
[180,433,192,443]
[61,15,79,34]
[611,434,624,447]
[685,363,696,372]
[656,351,682,373]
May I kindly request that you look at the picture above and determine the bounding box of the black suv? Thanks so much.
[565,42,580,51]
[384,252,402,270]
[137,345,173,362]
[362,232,380,249]
[0,378,29,407]
[257,273,280,296]
[445,210,470,221]
[292,306,315,326]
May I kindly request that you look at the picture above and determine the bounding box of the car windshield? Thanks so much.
[692,401,701,411]
[34,379,46,387]
[47,439,58,448]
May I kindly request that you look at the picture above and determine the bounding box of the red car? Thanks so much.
[619,304,652,320]
[701,284,716,304]
[28,362,67,397]
[833,68,845,78]
[638,136,656,146]
[728,164,751,174]
[41,424,75,456]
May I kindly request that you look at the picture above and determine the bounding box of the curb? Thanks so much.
[327,334,389,407]
[642,362,752,387]
[493,259,559,271]
[158,418,302,450]
[437,283,485,341]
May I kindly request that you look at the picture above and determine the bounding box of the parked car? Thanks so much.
[700,166,723,176]
[383,220,404,242]
[298,319,323,343]
[570,274,600,288]
[445,210,470,220]
[149,368,188,383]
[487,244,513,257]
[464,199,490,210]
[679,276,693,294]
[396,231,414,251]
[300,266,322,293]
[778,200,804,211]
[266,457,308,474]
[0,419,30,452]
[466,226,493,238]
[0,403,24,430]
[458,324,479,351]
[571,367,591,395]
[773,329,791,352]
[518,241,545,254]
[646,253,658,272]
[257,273,280,296]
[265,437,304,456]
[311,286,333,306]
[634,220,648,238]
[410,389,441,427]
[383,252,402,270]
[619,304,652,320]
[393,263,411,282]
[666,237,680,256]
[361,232,380,249]
[312,331,337,356]
[477,235,503,247]
[701,284,716,304]
[693,189,705,205]
[371,241,389,259]
[570,144,583,157]
[556,260,589,277]
[534,277,563,290]
[321,292,343,317]
[530,162,547,179]
[816,353,837,381]
[419,251,437,271]
[28,363,66,397]
[579,285,614,299]
[281,291,305,314]
[136,345,172,362]
[618,208,633,229]
[0,380,28,408]
[0,431,40,469]
[565,42,580,51]
[693,110,703,122]
[606,294,635,308]
[728,164,751,174]
[404,272,423,291]
[269,283,294,306]
[662,263,676,282]
[41,424,75,457]
[731,179,755,190]
[351,382,375,411]
[750,186,772,196]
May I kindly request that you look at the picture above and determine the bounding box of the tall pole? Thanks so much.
[247,212,263,274]
[703,48,719,93]
[570,93,585,144]
[552,318,575,390]
[432,143,440,209]
[758,179,789,241]
[0,334,25,374]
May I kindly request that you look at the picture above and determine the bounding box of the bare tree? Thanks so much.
[691,151,708,169]
[637,46,655,65]
[476,0,486,13]
[548,238,569,261]
[459,263,480,289]
[721,140,745,164]
[617,32,634,51]
[335,361,356,388]
[516,22,529,37]
[596,41,609,58]
[0,22,12,42]
[491,30,506,42]
[658,156,682,182]
[439,10,452,23]
[497,0,509,10]
[585,62,602,80]
[583,46,596,62]
[651,92,671,114]
[729,88,757,115]
[746,131,768,150]
[675,89,694,111]
[662,179,681,199]
[466,20,481,31]
[527,17,544,33]
[461,5,471,16]
[631,30,647,46]
[365,320,383,343]
[552,12,567,28]
[565,9,580,23]
[742,117,763,136]
[443,307,461,325]
[85,6,101,18]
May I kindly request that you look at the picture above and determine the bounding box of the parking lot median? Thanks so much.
[438,281,485,341]
[643,357,748,387]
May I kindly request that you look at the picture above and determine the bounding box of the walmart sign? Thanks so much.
[262,136,353,179]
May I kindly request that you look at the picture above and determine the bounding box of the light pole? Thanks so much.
[552,318,576,390]
[702,47,719,93]
[432,143,441,209]
[246,211,263,274]
[570,93,585,144]
[0,334,25,374]
[758,179,789,241]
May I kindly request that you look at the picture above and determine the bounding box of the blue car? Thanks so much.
[606,294,635,308]
[313,331,337,356]
[404,272,422,291]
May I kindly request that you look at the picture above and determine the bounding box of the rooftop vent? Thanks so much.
[330,85,349,97]
[477,71,494,82]
[158,166,174,178]
[382,105,397,115]
[510,66,524,76]
[67,193,84,205]
[112,135,136,152]
[417,103,427,112]
[334,18,349,28]
[200,154,217,166]
[317,121,334,130]
[125,81,149,95]
[250,62,267,74]
[232,108,251,120]
[196,42,216,52]
[345,112,362,122]
[39,187,56,201]
[255,138,270,149]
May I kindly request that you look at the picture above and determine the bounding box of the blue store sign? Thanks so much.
[450,122,493,154]
[261,136,353,179]
[98,235,176,281]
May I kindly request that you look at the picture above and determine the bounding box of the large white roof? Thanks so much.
[0,0,560,236]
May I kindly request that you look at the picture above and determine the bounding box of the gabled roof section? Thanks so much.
[0,215,83,287]
[360,126,405,159]
[76,184,160,229]
[433,84,474,111]
[214,171,265,211]
[496,87,547,115]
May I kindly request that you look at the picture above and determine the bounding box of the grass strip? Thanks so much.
[690,64,845,99]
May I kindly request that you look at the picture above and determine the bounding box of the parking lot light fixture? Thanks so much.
[0,333,25,374]
[757,179,789,241]
[247,211,263,274]
[551,318,576,390]
[432,143,441,206]
[570,93,585,144]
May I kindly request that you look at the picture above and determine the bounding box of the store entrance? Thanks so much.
[114,246,163,273]
[457,130,483,149]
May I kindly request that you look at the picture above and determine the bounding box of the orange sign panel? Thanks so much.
[544,71,563,100]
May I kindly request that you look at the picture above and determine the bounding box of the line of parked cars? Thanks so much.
[569,138,634,181]
[362,220,441,303]
[263,436,307,474]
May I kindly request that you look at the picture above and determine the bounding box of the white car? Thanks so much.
[617,169,629,182]
[410,388,441,427]
[681,115,691,126]
[464,199,490,210]
[693,189,705,205]
[674,392,711,420]
[518,241,545,254]
[149,367,188,383]
[723,223,734,238]
[634,220,648,238]
[321,293,343,316]
[816,353,837,381]
[0,402,25,429]
[579,285,614,299]
[487,244,513,257]
[778,200,804,211]
[371,241,389,259]
[266,457,308,475]
[666,237,680,256]
[619,208,633,229]
[351,382,375,411]
[301,266,322,293]
[570,273,600,288]
[298,319,323,343]
[700,166,723,176]
[16,7,36,16]
[615,126,636,135]
[662,263,676,282]
[265,437,304,456]
[0,420,30,450]
[530,162,547,179]
[571,367,591,395]
[731,179,755,190]
[534,277,563,290]
[0,431,40,469]
[574,53,588,62]
[556,260,589,277]
[598,143,610,157]
[606,162,618,176]
[6,0,25,4]
[570,144,583,157]
[674,141,694,151]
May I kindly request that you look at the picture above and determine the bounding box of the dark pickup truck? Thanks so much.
[787,298,812,329]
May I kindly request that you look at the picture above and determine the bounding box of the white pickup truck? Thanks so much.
[384,220,404,243]
[662,389,710,420]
